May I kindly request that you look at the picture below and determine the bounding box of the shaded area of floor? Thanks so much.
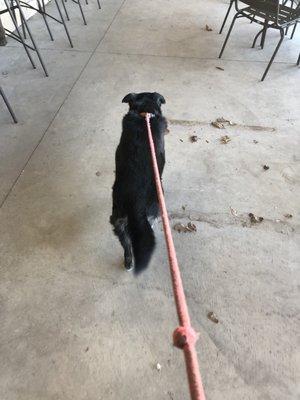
[0,0,299,399]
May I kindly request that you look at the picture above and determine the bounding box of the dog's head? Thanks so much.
[122,92,166,115]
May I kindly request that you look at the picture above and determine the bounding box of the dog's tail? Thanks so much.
[127,209,155,274]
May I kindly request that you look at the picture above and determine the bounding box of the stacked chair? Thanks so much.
[0,0,101,122]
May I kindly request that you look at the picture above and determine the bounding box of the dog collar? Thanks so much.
[139,112,155,118]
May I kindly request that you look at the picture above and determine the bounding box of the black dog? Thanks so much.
[110,92,167,274]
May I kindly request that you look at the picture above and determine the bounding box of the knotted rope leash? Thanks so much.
[145,113,206,400]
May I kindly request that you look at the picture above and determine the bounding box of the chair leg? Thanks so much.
[0,87,18,123]
[297,52,300,66]
[15,0,49,76]
[219,13,240,58]
[97,0,101,9]
[290,22,297,39]
[54,0,74,47]
[77,0,87,25]
[10,0,17,25]
[219,0,234,34]
[10,0,27,40]
[4,0,36,69]
[60,0,70,21]
[261,28,284,81]
[260,19,268,49]
[0,17,7,45]
[18,3,27,39]
[252,27,264,48]
[37,0,54,41]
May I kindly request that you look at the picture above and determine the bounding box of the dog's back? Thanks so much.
[110,92,167,274]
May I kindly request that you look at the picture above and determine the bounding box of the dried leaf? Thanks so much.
[173,222,197,233]
[230,207,238,216]
[220,135,231,144]
[182,205,187,211]
[216,66,224,71]
[95,171,101,176]
[263,165,270,170]
[206,139,209,143]
[253,140,259,144]
[190,135,199,142]
[249,213,264,224]
[85,347,89,352]
[187,222,197,232]
[216,117,235,126]
[207,311,219,324]
[205,24,213,31]
[211,121,225,129]
[174,223,187,233]
[284,213,293,219]
[179,139,184,142]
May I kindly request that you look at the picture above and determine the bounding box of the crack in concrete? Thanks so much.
[168,119,276,132]
[96,49,296,66]
[168,211,297,235]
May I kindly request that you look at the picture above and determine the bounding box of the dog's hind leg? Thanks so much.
[111,217,134,271]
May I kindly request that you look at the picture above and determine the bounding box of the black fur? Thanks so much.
[110,92,167,274]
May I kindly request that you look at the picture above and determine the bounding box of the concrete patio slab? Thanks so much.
[0,0,299,399]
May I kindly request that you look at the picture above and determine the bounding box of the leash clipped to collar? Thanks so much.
[144,113,206,400]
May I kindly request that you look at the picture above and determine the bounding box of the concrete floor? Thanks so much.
[0,0,299,399]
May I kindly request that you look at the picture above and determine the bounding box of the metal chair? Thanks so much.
[0,86,18,123]
[1,0,49,76]
[219,0,300,80]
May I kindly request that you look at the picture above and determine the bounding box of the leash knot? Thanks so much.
[173,326,199,349]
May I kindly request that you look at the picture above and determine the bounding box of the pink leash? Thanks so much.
[145,114,206,400]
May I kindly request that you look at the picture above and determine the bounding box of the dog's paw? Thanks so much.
[124,258,134,272]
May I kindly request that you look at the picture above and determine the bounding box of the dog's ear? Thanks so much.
[154,92,166,105]
[122,93,136,104]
